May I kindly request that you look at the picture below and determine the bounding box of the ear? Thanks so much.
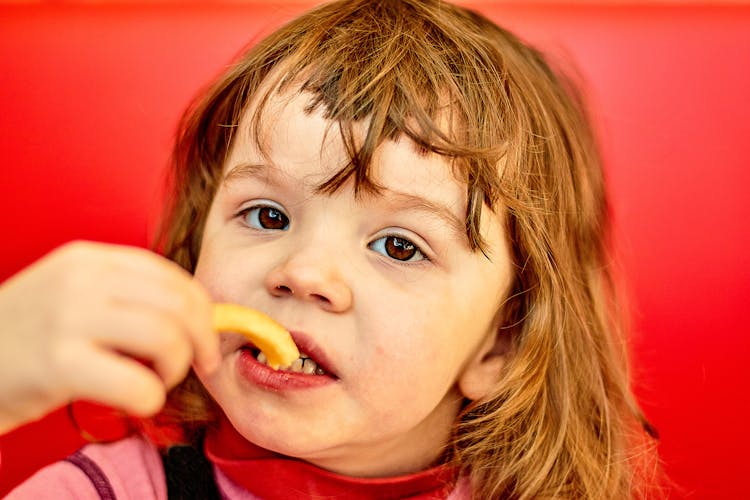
[457,325,510,402]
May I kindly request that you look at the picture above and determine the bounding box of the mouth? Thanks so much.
[242,345,328,376]
[235,336,338,390]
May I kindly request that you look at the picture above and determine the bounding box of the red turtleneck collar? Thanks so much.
[203,416,459,499]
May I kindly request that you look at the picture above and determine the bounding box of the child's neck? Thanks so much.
[203,415,459,499]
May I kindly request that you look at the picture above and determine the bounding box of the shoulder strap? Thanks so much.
[65,450,117,500]
[161,442,222,500]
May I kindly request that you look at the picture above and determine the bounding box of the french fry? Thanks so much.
[212,303,299,370]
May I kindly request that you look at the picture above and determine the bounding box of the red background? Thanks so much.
[1,2,749,498]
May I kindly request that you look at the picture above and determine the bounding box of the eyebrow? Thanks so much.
[376,188,466,238]
[222,163,280,187]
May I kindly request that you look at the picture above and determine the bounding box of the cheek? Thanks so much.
[193,233,221,291]
[367,301,464,391]
[373,274,500,384]
[193,243,267,303]
[193,256,226,302]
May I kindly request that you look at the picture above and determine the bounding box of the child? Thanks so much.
[0,0,660,498]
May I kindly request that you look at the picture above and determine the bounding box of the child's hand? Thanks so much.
[0,241,221,435]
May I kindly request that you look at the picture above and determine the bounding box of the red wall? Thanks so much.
[1,2,748,497]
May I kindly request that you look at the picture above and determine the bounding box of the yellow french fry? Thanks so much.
[212,303,299,370]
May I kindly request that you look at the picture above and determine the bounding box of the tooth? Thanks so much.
[315,366,326,375]
[256,351,267,364]
[289,358,304,373]
[302,359,317,374]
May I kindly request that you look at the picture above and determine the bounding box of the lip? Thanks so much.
[235,330,338,391]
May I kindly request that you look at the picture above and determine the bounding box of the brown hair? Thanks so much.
[156,0,661,497]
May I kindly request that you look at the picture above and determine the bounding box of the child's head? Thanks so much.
[158,0,657,497]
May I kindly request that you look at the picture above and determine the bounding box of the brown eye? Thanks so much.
[386,237,416,260]
[369,235,426,262]
[243,205,289,230]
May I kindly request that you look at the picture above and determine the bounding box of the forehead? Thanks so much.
[227,87,468,209]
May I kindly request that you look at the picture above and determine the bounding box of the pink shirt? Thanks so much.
[4,435,261,499]
[5,435,470,499]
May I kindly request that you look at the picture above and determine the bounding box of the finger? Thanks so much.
[68,242,221,373]
[109,285,219,375]
[64,345,168,417]
[92,244,221,373]
[86,304,194,389]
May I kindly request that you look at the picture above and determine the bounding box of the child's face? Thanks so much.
[193,88,513,477]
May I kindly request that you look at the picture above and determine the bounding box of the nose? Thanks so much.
[264,246,353,313]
